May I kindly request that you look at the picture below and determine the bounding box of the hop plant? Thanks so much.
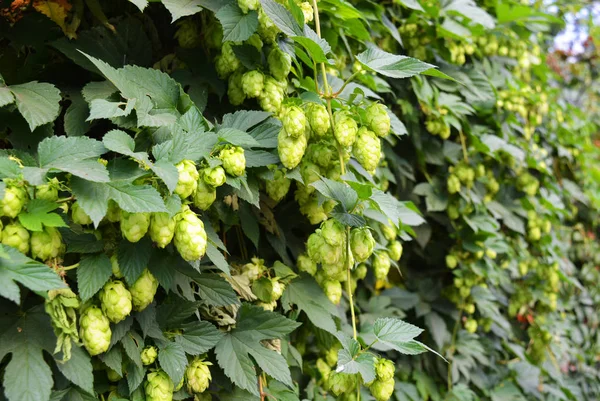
[111,254,124,278]
[80,306,111,356]
[246,33,263,50]
[321,219,345,247]
[35,178,59,201]
[375,358,395,381]
[268,47,292,80]
[300,1,314,23]
[354,127,381,173]
[219,146,246,177]
[175,160,199,199]
[447,174,461,194]
[370,378,395,401]
[387,241,403,262]
[282,106,307,138]
[308,104,330,137]
[106,200,121,222]
[228,71,246,106]
[271,278,285,301]
[237,0,259,13]
[365,103,391,137]
[297,253,317,275]
[241,70,265,98]
[350,227,375,262]
[203,166,226,188]
[186,358,212,394]
[334,111,358,147]
[323,279,342,305]
[71,201,92,225]
[278,129,307,169]
[0,184,27,218]
[265,168,291,202]
[99,280,133,323]
[30,226,63,261]
[215,42,240,79]
[141,346,158,365]
[258,8,279,43]
[258,77,284,112]
[328,372,355,396]
[381,221,397,241]
[145,370,174,401]
[1,221,30,254]
[149,213,176,248]
[121,212,150,243]
[130,269,159,311]
[354,263,368,280]
[373,251,391,280]
[174,19,201,49]
[193,180,217,211]
[174,206,207,261]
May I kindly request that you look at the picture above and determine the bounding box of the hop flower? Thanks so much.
[307,231,326,263]
[141,346,158,365]
[149,213,176,248]
[308,104,330,137]
[258,77,284,113]
[282,106,307,138]
[365,103,391,137]
[308,142,335,168]
[381,220,397,241]
[241,70,265,98]
[111,254,123,278]
[322,279,342,304]
[353,263,368,280]
[375,358,395,381]
[278,129,307,169]
[106,200,121,222]
[215,42,240,79]
[120,212,150,243]
[193,180,217,211]
[242,257,265,281]
[465,318,478,333]
[268,47,292,80]
[328,372,356,396]
[321,219,345,247]
[350,227,375,262]
[246,33,263,50]
[175,160,199,199]
[174,206,207,261]
[300,161,321,190]
[265,168,291,202]
[0,185,27,218]
[323,262,344,281]
[370,378,395,401]
[447,174,461,194]
[258,8,280,43]
[30,226,63,261]
[333,111,358,147]
[186,358,213,394]
[300,196,328,225]
[130,269,159,312]
[99,280,133,323]
[1,221,30,254]
[228,71,246,106]
[219,146,246,177]
[238,0,259,13]
[353,127,381,174]
[373,251,391,280]
[145,370,174,401]
[175,19,201,49]
[71,201,92,225]
[387,240,403,262]
[300,1,314,23]
[271,278,285,301]
[446,254,458,269]
[80,306,111,356]
[35,178,59,201]
[297,253,317,275]
[203,166,227,188]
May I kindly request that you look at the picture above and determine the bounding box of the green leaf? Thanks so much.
[77,253,113,302]
[153,130,218,164]
[121,331,144,368]
[8,81,62,131]
[128,0,148,11]
[162,0,204,21]
[245,150,280,168]
[259,0,303,36]
[291,26,332,63]
[281,275,337,334]
[239,202,259,248]
[373,317,424,352]
[100,346,123,376]
[310,177,358,212]
[331,211,366,227]
[250,123,279,148]
[0,86,15,107]
[205,242,231,275]
[216,4,259,43]
[444,0,495,28]
[55,346,94,394]
[335,335,376,383]
[356,47,441,79]
[194,273,240,306]
[158,342,187,385]
[87,98,135,121]
[370,189,425,227]
[396,0,424,11]
[0,157,22,179]
[118,238,153,285]
[0,245,66,304]
[222,110,271,131]
[64,92,92,137]
[18,199,67,232]
[218,128,261,148]
[174,321,224,354]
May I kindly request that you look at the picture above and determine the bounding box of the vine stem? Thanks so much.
[346,227,357,339]
[447,309,463,390]
[458,130,469,163]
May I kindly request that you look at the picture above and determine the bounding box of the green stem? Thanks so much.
[332,71,362,97]
[345,227,357,339]
[447,309,463,390]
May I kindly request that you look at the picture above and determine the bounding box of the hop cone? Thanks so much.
[353,263,368,280]
[174,206,207,261]
[186,358,213,394]
[258,77,284,113]
[353,127,381,174]
[350,227,375,262]
[149,213,176,248]
[45,288,80,362]
[322,279,342,305]
[1,221,30,254]
[308,104,330,137]
[242,257,265,281]
[145,370,174,401]
[297,253,317,276]
[99,280,132,323]
[228,71,246,106]
[265,168,291,202]
[381,221,397,241]
[175,160,199,199]
[71,201,92,225]
[278,129,307,169]
[215,42,240,79]
[370,378,395,401]
[35,178,59,201]
[175,19,201,49]
[203,166,226,188]
[0,185,27,218]
[31,226,63,261]
[373,251,391,280]
[328,372,355,396]
[365,103,391,137]
[80,306,111,356]
[334,111,358,147]
[241,70,265,98]
[246,33,263,50]
[141,346,158,365]
[375,358,395,381]
[111,254,123,278]
[258,8,279,43]
[237,0,259,12]
[130,269,159,312]
[387,240,403,262]
[320,219,345,247]
[219,146,246,177]
[106,200,121,222]
[193,179,217,211]
[300,2,313,23]
[282,106,306,138]
[121,211,150,243]
[268,48,292,80]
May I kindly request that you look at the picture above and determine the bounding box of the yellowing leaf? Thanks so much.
[33,0,72,34]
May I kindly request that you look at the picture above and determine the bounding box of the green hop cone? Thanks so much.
[193,179,217,211]
[387,240,403,262]
[228,71,246,106]
[268,47,292,80]
[282,106,307,138]
[186,358,213,394]
[370,378,395,401]
[258,77,284,113]
[237,0,259,13]
[203,166,226,188]
[308,142,335,168]
[353,263,368,280]
[130,269,159,311]
[350,227,375,262]
[31,226,63,261]
[322,279,342,305]
[215,42,241,79]
[446,254,458,269]
[241,70,265,98]
[106,367,121,382]
[149,213,176,248]
[300,1,313,22]
[141,346,158,366]
[373,251,391,280]
[35,178,59,201]
[271,278,285,301]
[111,254,123,278]
[258,8,279,43]
[71,201,92,225]
[307,231,326,263]
[99,280,132,323]
[447,174,461,194]
[1,221,30,254]
[219,146,246,177]
[464,318,478,333]
[278,129,307,169]
[333,111,358,147]
[297,253,317,275]
[106,200,121,222]
[242,257,265,281]
[175,160,199,199]
[145,370,174,401]
[328,372,355,396]
[265,168,291,202]
[174,19,201,49]
[246,33,263,50]
[174,206,207,261]
[80,306,111,356]
[353,127,381,174]
[0,185,27,218]
[320,219,345,247]
[300,160,321,189]
[308,104,330,137]
[323,262,344,281]
[381,221,397,241]
[365,103,391,137]
[375,358,395,381]
[120,212,150,243]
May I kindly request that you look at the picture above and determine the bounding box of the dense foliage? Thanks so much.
[1,0,599,400]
